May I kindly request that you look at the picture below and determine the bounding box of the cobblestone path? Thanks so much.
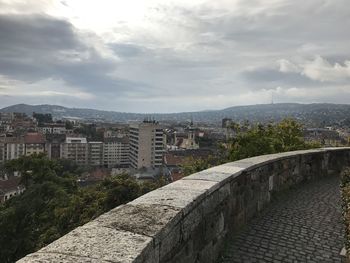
[219,176,344,263]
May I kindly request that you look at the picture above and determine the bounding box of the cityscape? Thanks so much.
[1,104,349,263]
[0,104,348,203]
[1,0,350,262]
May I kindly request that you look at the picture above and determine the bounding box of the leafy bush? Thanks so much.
[0,155,161,262]
[182,119,320,176]
[341,167,350,252]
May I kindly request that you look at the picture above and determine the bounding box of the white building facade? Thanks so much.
[103,137,130,168]
[129,121,165,169]
[61,137,89,166]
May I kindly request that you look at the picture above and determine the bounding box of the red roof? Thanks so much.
[0,177,22,193]
[24,132,46,144]
[171,171,184,182]
[164,153,186,166]
[175,138,184,147]
[84,169,109,181]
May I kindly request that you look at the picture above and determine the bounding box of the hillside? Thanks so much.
[1,103,350,126]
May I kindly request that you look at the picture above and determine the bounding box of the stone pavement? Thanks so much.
[218,176,344,263]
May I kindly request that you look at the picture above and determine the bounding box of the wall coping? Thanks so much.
[18,147,350,262]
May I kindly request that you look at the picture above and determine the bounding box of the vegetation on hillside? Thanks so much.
[183,119,320,175]
[226,118,318,160]
[0,118,320,262]
[33,113,53,126]
[74,123,104,141]
[0,154,162,263]
[5,103,350,126]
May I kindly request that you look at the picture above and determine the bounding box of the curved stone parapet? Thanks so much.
[18,148,350,263]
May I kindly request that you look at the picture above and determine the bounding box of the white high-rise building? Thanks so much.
[129,121,165,169]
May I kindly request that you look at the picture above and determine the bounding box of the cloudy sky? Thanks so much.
[0,0,349,113]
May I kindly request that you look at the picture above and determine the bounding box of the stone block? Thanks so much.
[183,165,244,183]
[202,183,231,213]
[17,253,108,263]
[93,203,181,242]
[181,205,203,242]
[130,180,217,215]
[158,224,182,260]
[203,211,225,243]
[39,224,157,263]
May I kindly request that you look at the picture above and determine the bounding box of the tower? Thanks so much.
[129,120,164,169]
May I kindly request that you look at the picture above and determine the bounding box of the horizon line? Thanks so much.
[1,102,350,115]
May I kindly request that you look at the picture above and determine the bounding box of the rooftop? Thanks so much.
[0,177,23,193]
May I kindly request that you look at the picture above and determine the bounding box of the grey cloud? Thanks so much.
[0,14,151,95]
[1,1,350,112]
[182,0,350,57]
[241,68,322,88]
[325,55,349,64]
[0,14,82,81]
[108,43,145,58]
[0,14,82,51]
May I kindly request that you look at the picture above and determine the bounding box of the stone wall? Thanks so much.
[18,148,350,263]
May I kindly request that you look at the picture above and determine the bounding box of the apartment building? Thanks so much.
[45,134,66,159]
[61,137,105,166]
[0,139,4,163]
[0,133,46,162]
[88,142,103,166]
[3,137,25,161]
[38,123,66,134]
[129,120,165,169]
[24,133,46,156]
[103,136,130,168]
[0,112,14,123]
[61,137,89,166]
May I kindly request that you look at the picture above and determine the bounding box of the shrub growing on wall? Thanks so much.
[341,167,350,253]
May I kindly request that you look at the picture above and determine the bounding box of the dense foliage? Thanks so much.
[341,167,350,252]
[64,120,74,130]
[74,123,104,141]
[0,155,161,263]
[226,118,318,160]
[183,119,320,176]
[33,113,53,126]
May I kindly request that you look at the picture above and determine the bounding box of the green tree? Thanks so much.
[182,156,217,176]
[33,113,53,126]
[183,118,320,176]
[65,121,74,130]
[0,155,161,262]
[227,118,317,161]
[74,124,103,141]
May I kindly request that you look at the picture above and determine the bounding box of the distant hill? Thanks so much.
[1,103,350,127]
